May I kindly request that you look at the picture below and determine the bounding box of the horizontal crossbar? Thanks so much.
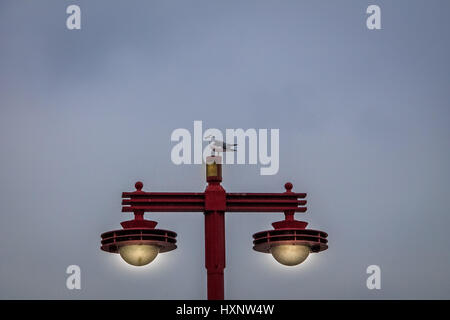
[122,191,307,213]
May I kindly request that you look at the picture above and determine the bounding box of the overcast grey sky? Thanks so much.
[0,0,449,299]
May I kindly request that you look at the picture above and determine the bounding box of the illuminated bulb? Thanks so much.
[270,244,310,266]
[118,244,160,266]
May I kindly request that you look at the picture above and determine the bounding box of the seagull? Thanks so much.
[204,135,237,155]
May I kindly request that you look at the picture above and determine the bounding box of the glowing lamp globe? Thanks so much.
[119,244,160,266]
[270,244,310,266]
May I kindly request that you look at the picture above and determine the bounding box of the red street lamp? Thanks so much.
[100,200,177,266]
[100,156,329,299]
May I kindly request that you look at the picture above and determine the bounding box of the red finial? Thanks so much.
[284,182,293,192]
[135,181,143,191]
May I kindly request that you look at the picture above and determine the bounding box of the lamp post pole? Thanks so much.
[204,209,225,299]
[204,156,226,299]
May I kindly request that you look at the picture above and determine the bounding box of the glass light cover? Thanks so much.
[119,244,160,266]
[270,244,310,266]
